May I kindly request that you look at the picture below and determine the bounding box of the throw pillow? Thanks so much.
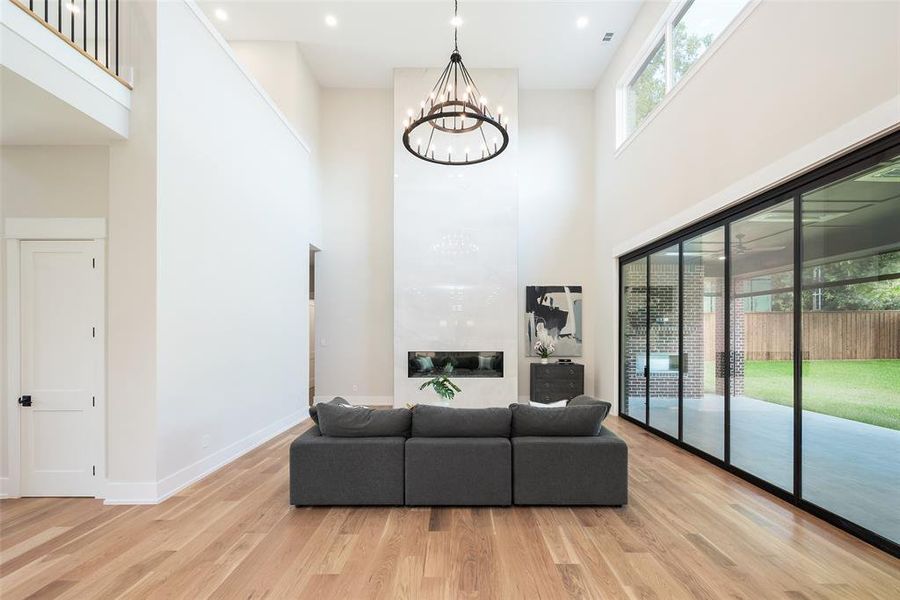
[530,399,567,408]
[566,395,612,422]
[308,396,350,424]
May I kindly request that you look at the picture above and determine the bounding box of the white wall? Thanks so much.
[593,0,900,406]
[229,41,323,247]
[313,87,595,406]
[154,0,311,496]
[315,89,394,405]
[394,68,519,408]
[518,90,595,402]
[0,146,109,492]
[106,0,159,499]
[1,147,109,216]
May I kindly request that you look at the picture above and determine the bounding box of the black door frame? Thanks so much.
[617,130,900,558]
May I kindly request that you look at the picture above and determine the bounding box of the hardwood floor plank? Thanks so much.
[1,416,897,600]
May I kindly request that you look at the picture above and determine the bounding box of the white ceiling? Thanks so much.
[198,1,642,89]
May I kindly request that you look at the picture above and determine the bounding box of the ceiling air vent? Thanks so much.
[602,32,615,42]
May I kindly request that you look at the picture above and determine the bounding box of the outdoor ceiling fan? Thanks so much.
[732,233,786,254]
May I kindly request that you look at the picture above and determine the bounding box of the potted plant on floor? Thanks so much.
[418,364,461,406]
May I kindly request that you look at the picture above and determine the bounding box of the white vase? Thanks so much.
[541,358,549,365]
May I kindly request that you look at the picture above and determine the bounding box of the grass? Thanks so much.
[703,359,900,431]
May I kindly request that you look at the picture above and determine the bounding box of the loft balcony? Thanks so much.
[1,0,130,143]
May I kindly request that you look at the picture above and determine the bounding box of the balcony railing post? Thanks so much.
[12,0,125,86]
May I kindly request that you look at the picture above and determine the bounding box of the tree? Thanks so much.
[630,23,714,129]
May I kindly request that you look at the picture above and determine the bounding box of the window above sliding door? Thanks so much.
[617,0,756,149]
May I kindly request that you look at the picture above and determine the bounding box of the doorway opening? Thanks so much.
[309,245,319,406]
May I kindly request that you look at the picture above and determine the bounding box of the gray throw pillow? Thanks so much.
[509,403,606,436]
[308,396,350,424]
[317,403,412,437]
[411,404,511,437]
[566,395,612,422]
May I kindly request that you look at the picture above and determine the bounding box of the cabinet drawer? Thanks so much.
[533,365,583,379]
[534,379,582,393]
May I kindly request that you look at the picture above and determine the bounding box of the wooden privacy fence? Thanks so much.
[702,311,900,360]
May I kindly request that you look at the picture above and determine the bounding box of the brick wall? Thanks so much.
[623,258,753,402]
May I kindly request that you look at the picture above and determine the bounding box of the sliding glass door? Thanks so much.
[800,152,900,545]
[621,259,647,422]
[618,132,900,554]
[682,228,725,459]
[648,246,680,437]
[729,199,795,491]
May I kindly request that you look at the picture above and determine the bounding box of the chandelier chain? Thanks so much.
[454,0,458,51]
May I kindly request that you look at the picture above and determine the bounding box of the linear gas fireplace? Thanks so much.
[408,351,504,378]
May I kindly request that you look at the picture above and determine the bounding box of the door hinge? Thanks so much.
[92,327,96,338]
[92,258,96,269]
[92,396,96,407]
[92,465,96,476]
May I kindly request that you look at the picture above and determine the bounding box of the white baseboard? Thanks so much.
[103,410,304,505]
[103,480,159,505]
[313,394,393,407]
[0,476,9,499]
[154,410,304,503]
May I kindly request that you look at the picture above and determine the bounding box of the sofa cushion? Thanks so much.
[411,404,511,437]
[405,438,511,506]
[509,403,606,436]
[512,429,628,505]
[317,403,412,437]
[566,395,613,422]
[290,427,405,505]
[309,396,350,424]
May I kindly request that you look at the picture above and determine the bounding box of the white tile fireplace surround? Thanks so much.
[393,68,519,408]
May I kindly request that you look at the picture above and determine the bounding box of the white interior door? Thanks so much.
[20,240,102,497]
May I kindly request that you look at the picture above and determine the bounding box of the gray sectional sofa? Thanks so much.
[290,396,627,507]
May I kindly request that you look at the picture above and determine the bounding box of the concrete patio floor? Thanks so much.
[624,394,900,545]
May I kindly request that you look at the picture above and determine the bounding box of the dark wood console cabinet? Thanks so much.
[530,363,585,404]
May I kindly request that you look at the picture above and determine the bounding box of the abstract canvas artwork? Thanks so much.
[525,285,583,357]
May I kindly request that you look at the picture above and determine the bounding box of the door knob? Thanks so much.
[18,395,31,407]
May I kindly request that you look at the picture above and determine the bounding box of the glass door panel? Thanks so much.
[800,153,900,545]
[622,259,648,422]
[682,228,725,458]
[648,246,680,437]
[729,199,795,491]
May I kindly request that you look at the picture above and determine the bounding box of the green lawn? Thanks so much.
[704,359,900,431]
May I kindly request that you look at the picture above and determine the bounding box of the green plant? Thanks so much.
[419,366,461,402]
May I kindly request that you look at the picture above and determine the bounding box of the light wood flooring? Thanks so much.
[1,417,898,599]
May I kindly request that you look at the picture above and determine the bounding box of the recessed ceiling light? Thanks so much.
[450,15,463,27]
[576,16,589,29]
[324,14,338,27]
[214,8,228,21]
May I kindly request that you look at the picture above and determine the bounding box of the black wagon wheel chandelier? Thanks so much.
[401,0,510,166]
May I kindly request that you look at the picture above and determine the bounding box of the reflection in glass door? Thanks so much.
[648,247,680,437]
[682,228,726,459]
[622,259,647,422]
[729,199,795,491]
[800,153,900,545]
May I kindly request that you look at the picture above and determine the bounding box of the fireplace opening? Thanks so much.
[408,351,504,378]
